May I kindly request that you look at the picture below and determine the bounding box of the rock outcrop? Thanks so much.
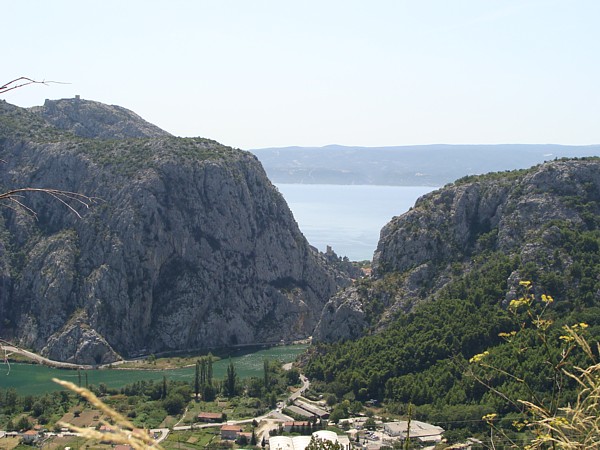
[30,97,171,139]
[0,99,348,363]
[314,159,600,341]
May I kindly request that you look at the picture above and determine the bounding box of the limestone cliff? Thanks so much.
[0,99,348,364]
[314,159,600,341]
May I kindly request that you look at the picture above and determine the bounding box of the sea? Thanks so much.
[275,184,438,261]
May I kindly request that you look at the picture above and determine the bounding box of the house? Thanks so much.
[197,411,224,423]
[237,431,253,443]
[21,430,39,444]
[221,424,243,440]
[283,421,310,433]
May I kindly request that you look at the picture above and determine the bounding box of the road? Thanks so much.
[172,372,311,443]
[0,344,92,369]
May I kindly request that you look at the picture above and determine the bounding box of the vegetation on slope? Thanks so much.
[305,161,600,443]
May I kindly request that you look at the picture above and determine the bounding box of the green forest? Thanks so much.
[305,213,600,444]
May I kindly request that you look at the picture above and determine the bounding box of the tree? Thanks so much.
[264,359,270,388]
[207,353,213,385]
[364,417,377,431]
[195,361,200,400]
[225,359,237,397]
[163,393,185,415]
[161,375,168,399]
[305,436,343,450]
[329,403,349,423]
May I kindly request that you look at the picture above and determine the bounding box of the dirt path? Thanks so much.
[1,344,93,369]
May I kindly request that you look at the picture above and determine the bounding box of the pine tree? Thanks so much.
[207,353,213,385]
[162,375,168,399]
[200,358,207,386]
[264,359,270,389]
[225,359,237,397]
[195,361,200,400]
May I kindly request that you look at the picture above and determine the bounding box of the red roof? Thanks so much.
[198,412,222,419]
[221,425,242,431]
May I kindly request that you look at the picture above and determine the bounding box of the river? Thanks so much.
[0,344,307,395]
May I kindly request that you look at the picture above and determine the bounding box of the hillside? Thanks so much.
[306,158,600,436]
[251,144,600,186]
[0,98,349,365]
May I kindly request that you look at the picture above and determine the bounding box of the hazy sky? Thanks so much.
[4,1,599,149]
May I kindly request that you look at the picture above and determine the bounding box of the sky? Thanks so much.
[3,1,600,150]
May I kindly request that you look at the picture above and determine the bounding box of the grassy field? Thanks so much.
[163,429,220,450]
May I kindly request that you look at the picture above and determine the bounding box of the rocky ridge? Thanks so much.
[30,97,171,139]
[0,98,349,364]
[314,159,600,341]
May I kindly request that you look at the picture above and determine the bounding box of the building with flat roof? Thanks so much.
[383,420,444,443]
[294,400,330,419]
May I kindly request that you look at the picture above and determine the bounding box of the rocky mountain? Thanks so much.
[251,144,600,186]
[30,97,171,139]
[314,158,600,341]
[0,98,349,365]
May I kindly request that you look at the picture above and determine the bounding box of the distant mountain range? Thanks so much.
[250,144,600,186]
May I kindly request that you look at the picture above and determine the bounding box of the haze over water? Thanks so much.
[276,184,437,261]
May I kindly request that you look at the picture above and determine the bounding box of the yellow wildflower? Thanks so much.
[541,294,554,303]
[550,417,569,427]
[498,331,517,338]
[512,420,527,431]
[579,322,589,329]
[559,335,574,342]
[533,318,553,330]
[509,297,530,311]
[469,351,489,363]
[519,280,532,287]
[482,413,497,423]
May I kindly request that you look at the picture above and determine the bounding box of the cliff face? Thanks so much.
[314,159,600,341]
[0,99,348,364]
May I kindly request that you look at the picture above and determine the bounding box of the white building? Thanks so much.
[383,420,444,443]
[269,430,349,450]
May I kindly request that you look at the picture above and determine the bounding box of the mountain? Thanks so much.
[314,158,600,341]
[305,158,600,435]
[250,144,600,186]
[30,97,171,139]
[0,98,349,365]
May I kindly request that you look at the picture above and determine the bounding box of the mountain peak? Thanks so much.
[29,97,171,139]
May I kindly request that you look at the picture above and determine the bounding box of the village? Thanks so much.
[0,380,460,450]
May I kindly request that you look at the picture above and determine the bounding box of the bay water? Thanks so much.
[275,184,437,261]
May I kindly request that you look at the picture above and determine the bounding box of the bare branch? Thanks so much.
[0,76,70,95]
[0,188,100,218]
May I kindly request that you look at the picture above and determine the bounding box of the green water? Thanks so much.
[0,344,308,395]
